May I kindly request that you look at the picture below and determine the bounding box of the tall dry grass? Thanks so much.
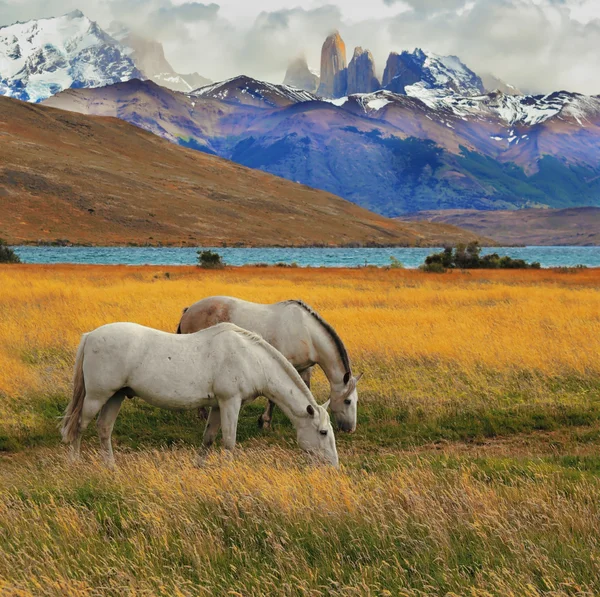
[1,265,600,595]
[2,448,600,596]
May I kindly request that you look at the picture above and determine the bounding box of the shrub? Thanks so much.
[420,261,447,273]
[423,242,540,270]
[0,239,20,264]
[389,256,404,269]
[197,250,224,269]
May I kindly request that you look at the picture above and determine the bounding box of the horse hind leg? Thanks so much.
[96,391,126,469]
[258,400,276,430]
[70,391,114,463]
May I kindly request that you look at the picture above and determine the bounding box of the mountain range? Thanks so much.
[2,12,600,218]
[44,76,600,216]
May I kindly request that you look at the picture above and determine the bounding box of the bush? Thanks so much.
[197,250,224,269]
[389,256,404,269]
[423,242,540,271]
[420,261,447,273]
[0,239,20,264]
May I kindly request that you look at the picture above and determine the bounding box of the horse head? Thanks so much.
[329,372,363,433]
[296,403,339,468]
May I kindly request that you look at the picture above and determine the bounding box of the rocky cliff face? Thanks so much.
[113,27,211,92]
[118,33,173,79]
[317,31,347,98]
[382,52,405,88]
[347,47,380,95]
[283,56,319,93]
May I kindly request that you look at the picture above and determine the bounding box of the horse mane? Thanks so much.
[229,325,316,404]
[284,300,351,375]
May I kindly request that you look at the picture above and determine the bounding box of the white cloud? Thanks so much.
[0,0,599,94]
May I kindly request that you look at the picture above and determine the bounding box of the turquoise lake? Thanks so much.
[11,246,600,268]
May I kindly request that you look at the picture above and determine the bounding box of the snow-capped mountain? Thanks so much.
[0,10,140,102]
[349,88,600,128]
[383,48,485,97]
[191,76,318,108]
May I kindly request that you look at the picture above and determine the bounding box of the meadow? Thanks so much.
[1,265,599,596]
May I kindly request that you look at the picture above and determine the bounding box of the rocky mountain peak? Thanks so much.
[347,46,380,95]
[317,30,347,98]
[283,55,319,93]
[382,48,485,96]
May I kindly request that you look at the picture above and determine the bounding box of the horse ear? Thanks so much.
[343,372,351,385]
[306,405,315,417]
[355,373,364,382]
[322,400,330,410]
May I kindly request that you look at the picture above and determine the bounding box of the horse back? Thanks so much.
[178,296,237,334]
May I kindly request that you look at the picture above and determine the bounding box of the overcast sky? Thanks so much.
[1,0,599,94]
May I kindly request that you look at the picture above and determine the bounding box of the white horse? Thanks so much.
[177,297,362,432]
[61,322,338,468]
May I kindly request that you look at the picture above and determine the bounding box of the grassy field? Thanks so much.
[1,265,599,596]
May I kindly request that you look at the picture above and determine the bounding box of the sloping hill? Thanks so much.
[403,208,600,246]
[0,97,489,247]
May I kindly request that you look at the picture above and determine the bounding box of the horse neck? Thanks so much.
[306,317,348,392]
[259,348,314,427]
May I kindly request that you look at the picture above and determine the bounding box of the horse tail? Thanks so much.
[61,334,88,443]
[176,307,189,334]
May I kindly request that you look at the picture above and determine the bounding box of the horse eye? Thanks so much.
[344,398,351,405]
[319,429,328,436]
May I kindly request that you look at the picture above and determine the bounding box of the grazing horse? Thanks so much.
[61,322,338,468]
[177,297,362,432]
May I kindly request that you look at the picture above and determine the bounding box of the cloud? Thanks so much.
[381,0,600,94]
[0,0,599,95]
[383,0,469,13]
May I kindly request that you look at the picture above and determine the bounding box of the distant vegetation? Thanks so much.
[0,239,20,263]
[197,250,224,269]
[422,241,541,272]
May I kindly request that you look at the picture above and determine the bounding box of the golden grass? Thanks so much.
[1,265,600,595]
[0,265,598,400]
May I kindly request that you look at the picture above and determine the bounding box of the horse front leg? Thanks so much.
[300,366,312,389]
[202,407,221,448]
[218,395,242,457]
[196,406,221,466]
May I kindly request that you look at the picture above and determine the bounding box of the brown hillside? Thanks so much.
[0,97,490,247]
[402,208,600,246]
